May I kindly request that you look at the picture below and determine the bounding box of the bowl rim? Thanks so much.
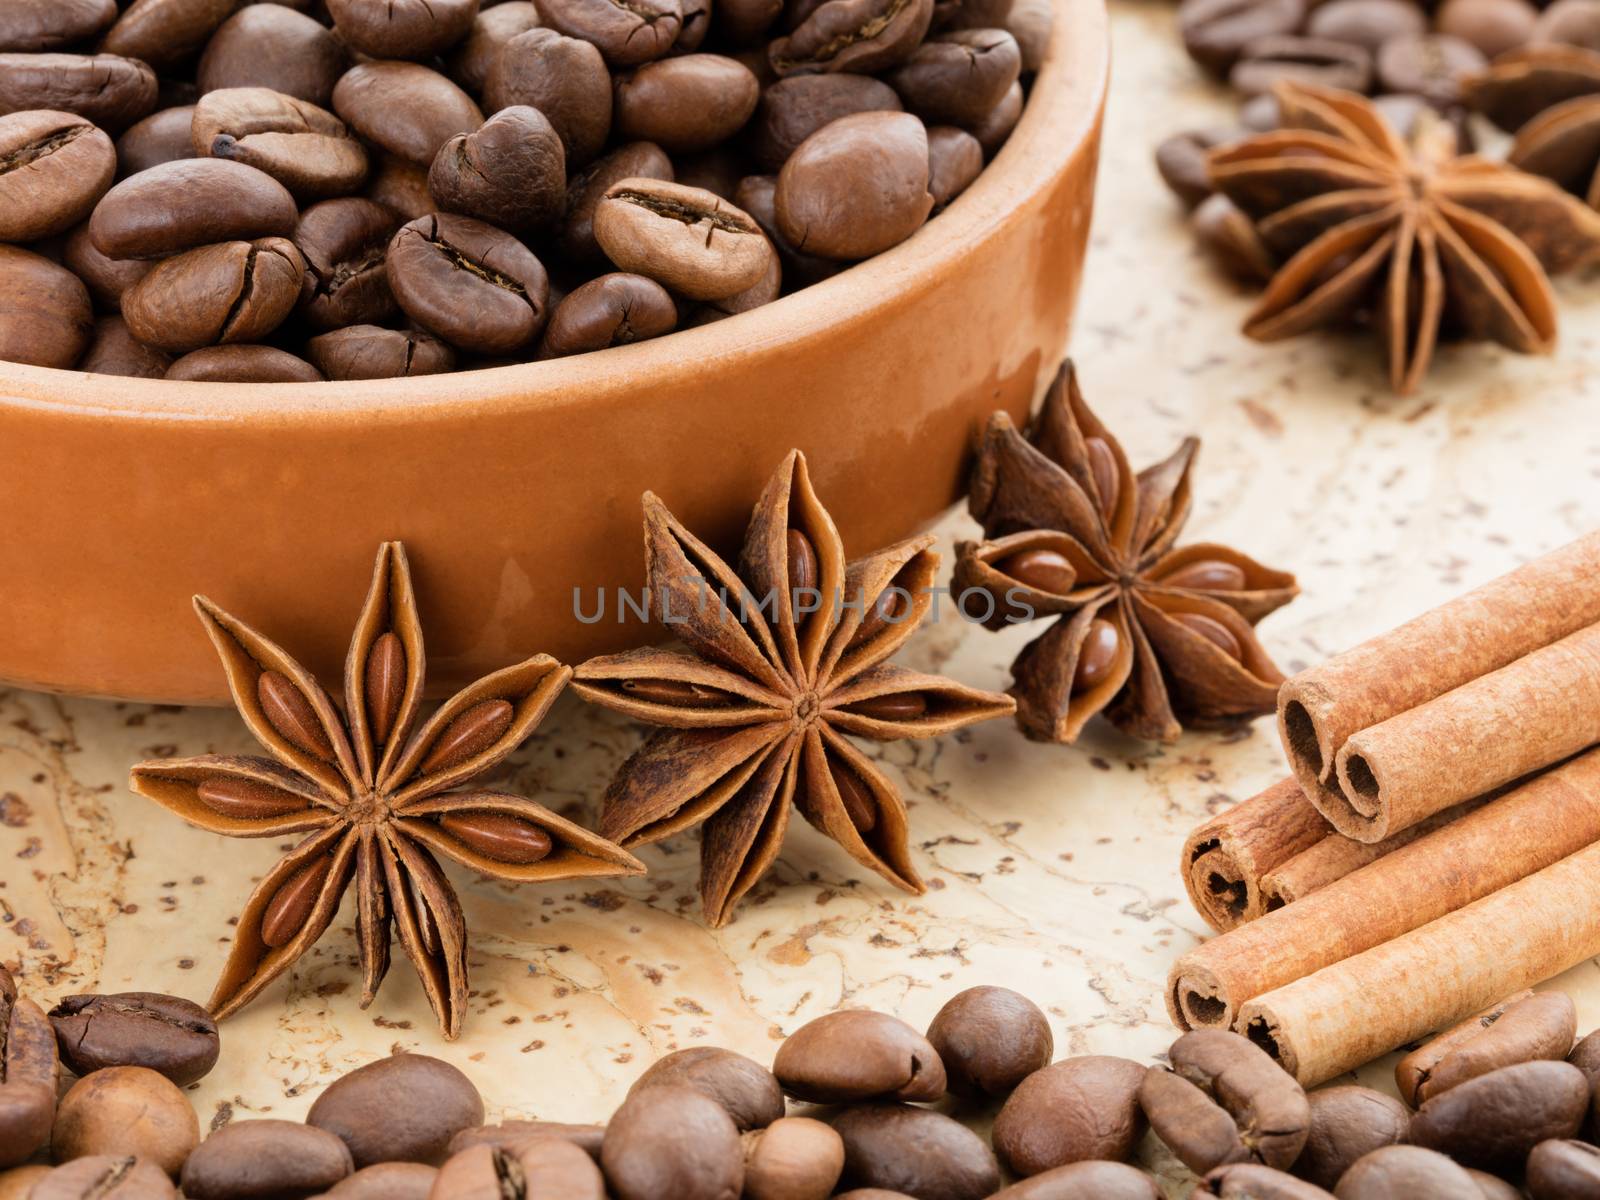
[0,0,1108,426]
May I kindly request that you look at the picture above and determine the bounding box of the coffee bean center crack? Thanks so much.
[0,127,84,175]
[426,235,530,299]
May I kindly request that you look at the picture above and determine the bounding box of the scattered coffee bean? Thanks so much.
[431,1138,605,1200]
[1294,1087,1410,1191]
[1191,193,1276,281]
[79,316,173,378]
[602,1084,745,1200]
[595,178,774,300]
[0,111,116,243]
[192,87,368,202]
[1229,36,1374,96]
[198,6,347,107]
[628,1046,784,1131]
[773,1009,946,1104]
[832,1104,1000,1200]
[993,1055,1147,1175]
[449,3,544,97]
[1436,0,1537,58]
[770,0,937,75]
[307,1054,484,1168]
[1331,1144,1482,1198]
[180,1120,354,1199]
[1374,33,1487,108]
[165,345,324,382]
[308,326,456,380]
[776,111,933,259]
[28,1156,177,1200]
[1155,128,1236,210]
[1527,1138,1600,1199]
[332,62,483,169]
[327,0,479,60]
[926,986,1053,1100]
[116,107,198,177]
[428,106,566,233]
[0,969,59,1169]
[89,158,298,260]
[485,29,614,167]
[1305,0,1427,51]
[52,1066,198,1177]
[742,1116,845,1200]
[1180,0,1308,73]
[47,994,218,1088]
[1410,1060,1589,1171]
[0,0,118,53]
[0,54,158,131]
[0,245,93,369]
[1397,990,1576,1107]
[387,213,551,354]
[123,238,305,354]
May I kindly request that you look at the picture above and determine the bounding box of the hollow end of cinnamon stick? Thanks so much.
[1279,690,1332,787]
[1183,842,1255,933]
[1240,1007,1298,1079]
[1167,959,1235,1032]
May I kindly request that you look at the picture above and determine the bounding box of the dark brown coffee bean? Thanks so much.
[629,1047,784,1131]
[123,237,305,354]
[560,143,673,262]
[101,0,236,72]
[1154,128,1234,210]
[1305,0,1426,53]
[749,75,901,171]
[1230,36,1374,96]
[926,987,1053,1100]
[614,55,762,154]
[1293,1087,1408,1191]
[89,158,298,259]
[446,1121,606,1160]
[307,325,455,379]
[717,0,784,43]
[1527,1139,1600,1199]
[773,1009,946,1104]
[418,699,514,774]
[307,1054,483,1168]
[832,1105,999,1200]
[771,0,935,75]
[0,111,116,242]
[1331,1144,1482,1198]
[0,245,92,368]
[1436,0,1536,58]
[1534,0,1600,50]
[485,29,613,166]
[969,77,1021,155]
[1375,33,1485,108]
[0,0,118,53]
[367,156,437,222]
[28,1157,177,1200]
[992,1056,1145,1175]
[192,87,367,201]
[199,6,348,107]
[934,0,1013,31]
[1198,1165,1333,1198]
[776,111,932,260]
[0,54,158,132]
[429,105,566,232]
[540,0,683,66]
[182,1120,354,1200]
[388,212,550,353]
[1179,0,1306,74]
[540,272,677,356]
[79,316,172,377]
[734,170,845,287]
[1409,1060,1588,1171]
[926,124,984,209]
[167,344,323,381]
[333,62,483,168]
[48,994,218,1087]
[327,0,479,59]
[602,1085,745,1200]
[431,1139,604,1200]
[323,1162,438,1200]
[594,177,773,299]
[52,1066,199,1176]
[0,978,59,1170]
[989,1162,1161,1199]
[295,197,400,330]
[1396,991,1576,1107]
[741,1117,844,1200]
[890,29,1022,126]
[116,107,198,177]
[448,2,542,94]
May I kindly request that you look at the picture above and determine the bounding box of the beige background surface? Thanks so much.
[5,0,1600,1189]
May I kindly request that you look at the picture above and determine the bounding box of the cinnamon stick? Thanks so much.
[1236,837,1600,1087]
[1180,777,1329,932]
[1167,749,1600,1033]
[1328,621,1600,841]
[1278,532,1600,836]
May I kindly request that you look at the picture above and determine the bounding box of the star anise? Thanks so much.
[129,543,643,1038]
[1465,43,1600,134]
[571,451,1016,927]
[1210,80,1600,394]
[951,361,1298,745]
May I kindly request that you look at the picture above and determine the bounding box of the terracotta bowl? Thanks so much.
[0,0,1109,705]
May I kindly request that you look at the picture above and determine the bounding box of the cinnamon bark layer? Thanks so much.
[1167,749,1600,1033]
[1277,532,1600,834]
[1180,777,1328,933]
[1236,837,1600,1087]
[1330,621,1600,841]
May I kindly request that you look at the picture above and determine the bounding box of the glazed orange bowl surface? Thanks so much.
[1,0,1108,705]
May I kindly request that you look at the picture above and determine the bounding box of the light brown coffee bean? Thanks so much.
[182,1121,354,1200]
[594,178,773,300]
[1436,0,1537,58]
[430,1139,603,1200]
[28,1157,177,1200]
[560,142,674,262]
[435,811,554,865]
[0,111,116,242]
[832,1105,999,1200]
[387,214,551,354]
[0,54,158,132]
[89,158,298,259]
[307,1055,484,1168]
[691,247,782,321]
[743,1117,845,1200]
[199,6,348,107]
[774,1010,946,1104]
[970,77,1022,155]
[0,978,59,1170]
[771,0,936,75]
[540,0,683,66]
[1396,991,1577,1107]
[79,316,172,377]
[123,238,305,354]
[1331,1144,1481,1198]
[116,107,198,177]
[927,987,1053,1100]
[734,171,843,288]
[327,0,479,59]
[601,1085,745,1200]
[0,0,118,53]
[448,2,542,95]
[927,125,983,209]
[192,87,367,201]
[52,1067,198,1177]
[166,344,323,382]
[776,112,932,260]
[323,1162,438,1200]
[614,55,762,154]
[1294,1087,1409,1191]
[630,1047,784,1131]
[1533,0,1600,49]
[429,106,566,232]
[333,62,483,168]
[993,1056,1146,1175]
[295,198,400,331]
[307,325,456,380]
[0,245,93,368]
[486,30,613,166]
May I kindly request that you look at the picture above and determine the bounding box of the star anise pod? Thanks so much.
[571,451,1016,927]
[1210,80,1600,394]
[129,543,643,1038]
[952,361,1297,745]
[1464,43,1600,134]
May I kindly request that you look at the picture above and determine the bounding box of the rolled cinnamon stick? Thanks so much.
[1168,749,1600,1033]
[1278,532,1600,835]
[1236,837,1600,1087]
[1329,622,1600,841]
[1180,777,1328,932]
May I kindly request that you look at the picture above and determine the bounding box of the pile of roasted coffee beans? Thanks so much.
[0,0,1052,383]
[8,966,1600,1198]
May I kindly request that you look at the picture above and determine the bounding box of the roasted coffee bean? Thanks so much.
[79,316,172,377]
[1375,34,1486,108]
[434,810,554,863]
[368,155,438,220]
[1331,1144,1482,1198]
[89,159,297,259]
[449,2,542,95]
[28,1157,177,1200]
[742,1117,845,1200]
[322,1161,438,1199]
[614,55,762,154]
[926,124,983,209]
[734,172,843,288]
[1397,991,1576,1107]
[629,1046,784,1131]
[429,106,566,232]
[0,971,59,1169]
[447,1121,606,1160]
[1436,0,1536,58]
[926,987,1053,1100]
[1199,1165,1333,1198]
[773,1009,945,1104]
[1534,0,1600,50]
[0,245,93,368]
[989,1162,1160,1199]
[123,238,305,354]
[0,0,118,53]
[992,1055,1145,1175]
[750,75,902,170]
[47,994,218,1087]
[970,77,1022,155]
[1191,193,1274,280]
[52,1067,198,1177]
[1294,1087,1409,1191]
[116,107,198,177]
[307,1054,484,1167]
[167,343,321,381]
[388,213,551,354]
[327,0,479,59]
[594,178,773,299]
[540,0,683,66]
[1155,128,1234,210]
[333,62,483,169]
[691,245,781,318]
[0,1165,59,1200]
[99,0,232,72]
[1179,0,1306,74]
[296,198,400,331]
[601,1085,745,1200]
[1140,1029,1310,1175]
[1527,1139,1600,1199]
[0,111,115,243]
[199,6,347,107]
[1305,0,1426,53]
[890,29,1022,126]
[1230,37,1374,96]
[0,54,158,132]
[832,1104,999,1200]
[1468,1170,1525,1200]
[1072,619,1121,691]
[307,325,456,380]
[1409,1060,1589,1171]
[486,30,613,167]
[181,1120,354,1200]
[431,1139,604,1200]
[776,111,932,260]
[192,87,368,201]
[540,272,677,356]
[771,0,936,75]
